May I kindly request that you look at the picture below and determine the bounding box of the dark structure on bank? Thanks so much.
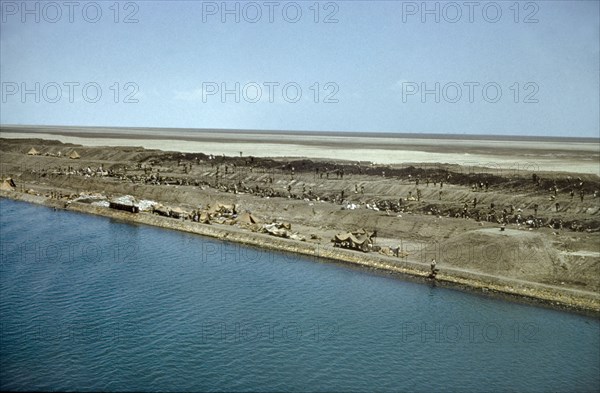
[109,196,139,213]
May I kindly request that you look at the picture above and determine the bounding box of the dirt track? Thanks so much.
[1,137,599,306]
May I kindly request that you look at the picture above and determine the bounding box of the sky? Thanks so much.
[0,0,599,137]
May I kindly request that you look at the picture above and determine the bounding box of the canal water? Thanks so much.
[1,198,598,392]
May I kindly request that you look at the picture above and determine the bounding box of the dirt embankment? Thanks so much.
[1,138,599,312]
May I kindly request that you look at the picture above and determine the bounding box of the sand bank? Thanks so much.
[2,127,598,175]
[2,190,598,315]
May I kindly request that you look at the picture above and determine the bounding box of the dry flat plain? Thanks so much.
[1,126,599,312]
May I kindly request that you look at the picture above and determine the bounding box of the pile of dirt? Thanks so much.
[434,228,589,286]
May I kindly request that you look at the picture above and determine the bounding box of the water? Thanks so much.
[1,198,598,392]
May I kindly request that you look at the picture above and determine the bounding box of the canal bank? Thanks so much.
[2,190,599,315]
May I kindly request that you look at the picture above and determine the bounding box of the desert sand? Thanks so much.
[1,127,599,313]
[2,125,599,174]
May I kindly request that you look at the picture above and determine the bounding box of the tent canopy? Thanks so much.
[237,211,259,225]
[333,229,373,245]
[27,147,40,155]
[0,178,16,191]
[262,223,290,238]
[110,195,137,206]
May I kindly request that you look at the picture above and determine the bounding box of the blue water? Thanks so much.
[1,198,599,392]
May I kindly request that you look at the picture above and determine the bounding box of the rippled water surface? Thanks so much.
[1,199,598,392]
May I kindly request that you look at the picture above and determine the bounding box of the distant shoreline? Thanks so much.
[2,126,598,174]
[2,124,598,144]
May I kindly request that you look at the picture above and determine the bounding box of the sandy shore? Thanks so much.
[1,135,599,314]
[2,190,599,315]
[2,126,599,174]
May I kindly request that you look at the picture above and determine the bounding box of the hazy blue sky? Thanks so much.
[1,0,599,137]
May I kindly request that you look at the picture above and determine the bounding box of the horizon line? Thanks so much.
[1,123,599,143]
